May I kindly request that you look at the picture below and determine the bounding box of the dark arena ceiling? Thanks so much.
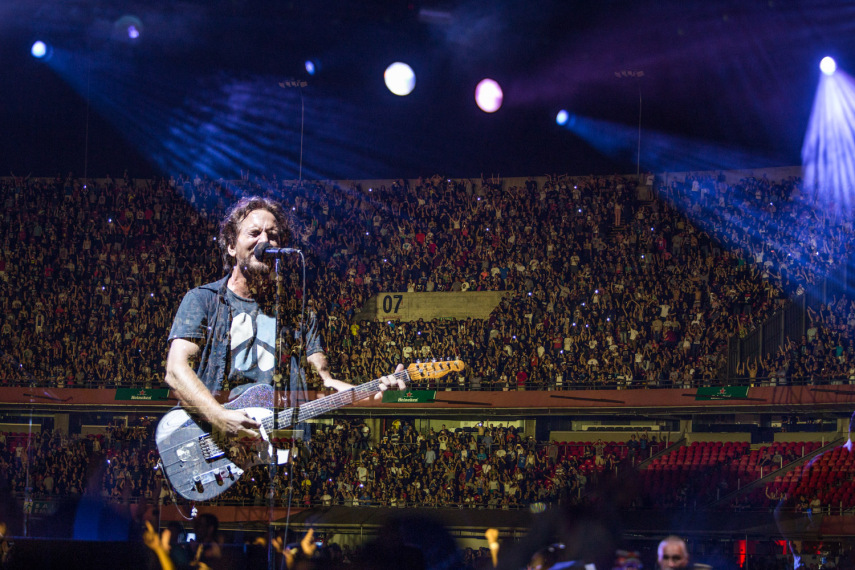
[3,0,855,179]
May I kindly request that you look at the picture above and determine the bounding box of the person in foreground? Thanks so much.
[164,195,405,439]
[657,536,711,570]
[657,536,690,569]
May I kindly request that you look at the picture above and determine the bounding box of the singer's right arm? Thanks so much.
[165,339,260,437]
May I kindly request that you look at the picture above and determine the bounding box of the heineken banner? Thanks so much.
[695,386,749,401]
[114,388,171,401]
[22,498,59,516]
[381,390,437,404]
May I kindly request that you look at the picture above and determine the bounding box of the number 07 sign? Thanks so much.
[362,291,505,322]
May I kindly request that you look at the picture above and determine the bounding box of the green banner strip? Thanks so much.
[114,388,171,401]
[382,390,437,403]
[695,386,749,401]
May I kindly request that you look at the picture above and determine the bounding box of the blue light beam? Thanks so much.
[41,48,403,180]
[562,114,779,173]
[802,69,855,215]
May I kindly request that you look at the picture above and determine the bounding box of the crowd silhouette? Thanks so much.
[1,169,854,392]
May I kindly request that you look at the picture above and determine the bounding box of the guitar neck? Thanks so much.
[276,369,410,428]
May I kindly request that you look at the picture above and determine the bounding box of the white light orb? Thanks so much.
[384,62,416,96]
[820,56,837,76]
[31,41,47,58]
[475,78,503,113]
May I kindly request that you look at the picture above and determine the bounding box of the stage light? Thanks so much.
[556,110,569,126]
[475,78,503,113]
[384,62,416,96]
[31,41,47,58]
[820,56,837,76]
[114,16,143,43]
[305,60,316,76]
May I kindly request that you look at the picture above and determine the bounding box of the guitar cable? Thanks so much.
[155,458,197,521]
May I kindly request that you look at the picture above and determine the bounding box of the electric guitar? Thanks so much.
[155,360,464,501]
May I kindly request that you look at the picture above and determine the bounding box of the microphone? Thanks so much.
[253,242,301,260]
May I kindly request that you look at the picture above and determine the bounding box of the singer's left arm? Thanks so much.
[303,312,405,397]
[307,352,405,398]
[307,351,353,391]
[303,310,354,392]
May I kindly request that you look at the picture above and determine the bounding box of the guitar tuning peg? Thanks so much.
[416,359,421,364]
[432,358,436,363]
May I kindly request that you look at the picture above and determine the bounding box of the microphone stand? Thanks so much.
[267,256,283,570]
[267,249,308,570]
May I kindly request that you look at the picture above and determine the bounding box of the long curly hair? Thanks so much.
[218,195,290,272]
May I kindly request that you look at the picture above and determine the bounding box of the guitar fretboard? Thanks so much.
[261,369,411,431]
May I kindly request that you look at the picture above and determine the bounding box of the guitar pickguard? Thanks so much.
[155,401,283,501]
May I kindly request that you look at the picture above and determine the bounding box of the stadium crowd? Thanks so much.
[660,174,855,385]
[215,419,641,508]
[0,421,654,510]
[0,424,834,568]
[3,421,841,521]
[0,168,854,393]
[0,425,162,503]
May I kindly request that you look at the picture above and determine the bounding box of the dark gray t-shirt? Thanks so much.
[168,280,324,396]
[168,278,324,443]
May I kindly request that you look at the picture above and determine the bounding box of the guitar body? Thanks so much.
[156,360,464,501]
[156,384,288,501]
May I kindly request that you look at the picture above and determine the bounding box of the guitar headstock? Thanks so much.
[406,360,465,381]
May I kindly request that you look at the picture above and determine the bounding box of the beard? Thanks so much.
[237,252,270,279]
[235,251,276,299]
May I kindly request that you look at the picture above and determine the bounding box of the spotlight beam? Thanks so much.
[802,69,855,215]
